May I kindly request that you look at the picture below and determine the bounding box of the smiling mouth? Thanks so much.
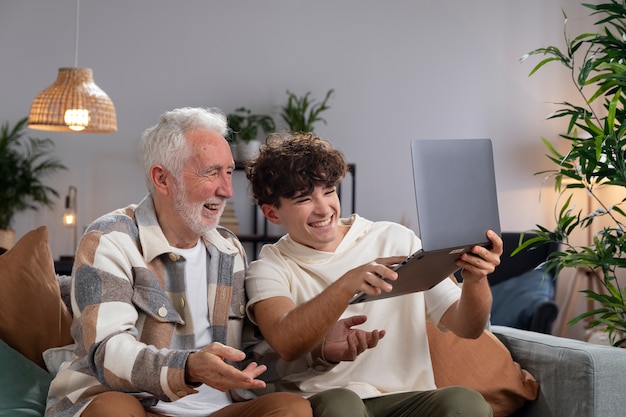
[309,214,333,228]
[204,203,221,211]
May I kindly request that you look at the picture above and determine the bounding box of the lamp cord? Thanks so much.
[73,0,80,67]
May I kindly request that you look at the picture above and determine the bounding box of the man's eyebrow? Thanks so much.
[202,163,234,173]
[290,191,308,200]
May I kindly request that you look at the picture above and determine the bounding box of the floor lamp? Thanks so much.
[557,182,607,338]
[62,186,78,259]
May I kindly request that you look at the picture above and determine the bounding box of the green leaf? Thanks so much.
[527,57,566,76]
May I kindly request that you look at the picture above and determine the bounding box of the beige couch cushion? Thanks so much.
[427,322,539,417]
[0,226,74,369]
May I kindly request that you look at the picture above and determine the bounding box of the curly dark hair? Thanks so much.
[246,132,348,207]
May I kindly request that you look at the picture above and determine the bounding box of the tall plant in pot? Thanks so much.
[519,1,626,346]
[227,107,275,161]
[0,117,67,248]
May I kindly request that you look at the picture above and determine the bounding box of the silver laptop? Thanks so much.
[349,138,501,304]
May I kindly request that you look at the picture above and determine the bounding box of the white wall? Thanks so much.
[0,0,593,259]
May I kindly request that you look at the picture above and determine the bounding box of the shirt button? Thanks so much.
[158,306,168,317]
[239,305,245,315]
[314,365,326,371]
[169,253,179,261]
[180,298,186,308]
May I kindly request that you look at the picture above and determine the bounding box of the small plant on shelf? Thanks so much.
[280,89,334,133]
[227,107,275,144]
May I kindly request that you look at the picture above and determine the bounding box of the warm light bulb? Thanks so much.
[64,108,89,131]
[63,211,76,226]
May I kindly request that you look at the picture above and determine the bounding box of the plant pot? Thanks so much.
[236,140,261,161]
[0,228,15,250]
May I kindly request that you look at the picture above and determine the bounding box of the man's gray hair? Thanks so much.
[139,107,228,193]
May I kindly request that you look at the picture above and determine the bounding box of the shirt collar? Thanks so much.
[135,195,239,263]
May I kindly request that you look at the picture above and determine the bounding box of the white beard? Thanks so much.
[173,182,225,236]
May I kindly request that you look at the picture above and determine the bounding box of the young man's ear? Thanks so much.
[261,204,282,225]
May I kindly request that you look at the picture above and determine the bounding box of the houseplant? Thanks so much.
[0,117,67,248]
[227,107,275,160]
[518,0,626,346]
[280,89,334,133]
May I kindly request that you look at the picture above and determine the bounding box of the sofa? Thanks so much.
[1,226,626,417]
[492,325,626,417]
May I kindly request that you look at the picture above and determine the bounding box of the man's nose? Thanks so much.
[312,197,330,214]
[216,175,233,199]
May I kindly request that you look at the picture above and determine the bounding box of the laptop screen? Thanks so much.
[411,138,501,251]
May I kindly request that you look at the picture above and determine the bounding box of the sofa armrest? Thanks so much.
[491,325,626,417]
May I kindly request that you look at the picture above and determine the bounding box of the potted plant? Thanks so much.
[227,107,275,161]
[518,0,626,346]
[0,117,67,248]
[280,89,334,133]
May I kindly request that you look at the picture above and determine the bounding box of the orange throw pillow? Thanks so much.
[0,226,74,369]
[427,322,538,417]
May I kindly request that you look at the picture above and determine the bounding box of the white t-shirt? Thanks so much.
[150,240,231,417]
[245,214,461,399]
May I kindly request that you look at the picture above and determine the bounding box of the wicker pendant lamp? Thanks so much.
[28,0,117,133]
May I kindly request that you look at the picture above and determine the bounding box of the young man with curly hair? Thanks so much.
[244,132,503,417]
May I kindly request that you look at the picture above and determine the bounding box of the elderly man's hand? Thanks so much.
[186,342,267,391]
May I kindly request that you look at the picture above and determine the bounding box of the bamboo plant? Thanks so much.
[519,1,626,346]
